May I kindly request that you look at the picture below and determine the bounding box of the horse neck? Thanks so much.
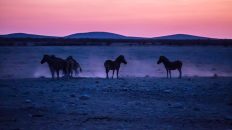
[114,58,122,66]
[46,57,54,65]
[162,58,171,66]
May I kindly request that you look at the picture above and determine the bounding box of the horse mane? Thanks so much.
[160,56,170,62]
[42,54,52,63]
[115,55,124,62]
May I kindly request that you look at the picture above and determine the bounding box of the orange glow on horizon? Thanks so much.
[0,0,232,38]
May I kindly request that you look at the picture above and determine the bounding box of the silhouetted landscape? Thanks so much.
[1,32,232,130]
[1,0,232,129]
[1,32,231,46]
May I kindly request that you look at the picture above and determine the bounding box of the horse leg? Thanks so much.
[112,70,115,79]
[51,70,55,79]
[63,69,66,78]
[105,69,109,79]
[116,69,119,79]
[178,68,182,79]
[66,69,69,78]
[49,66,55,79]
[166,69,168,78]
[169,70,172,79]
[68,69,70,78]
[57,70,60,79]
[70,70,73,78]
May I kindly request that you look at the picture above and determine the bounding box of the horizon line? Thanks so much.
[0,31,225,39]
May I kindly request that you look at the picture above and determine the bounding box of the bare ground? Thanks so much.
[0,77,232,130]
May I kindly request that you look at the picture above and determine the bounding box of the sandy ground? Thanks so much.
[0,77,232,130]
[1,46,232,79]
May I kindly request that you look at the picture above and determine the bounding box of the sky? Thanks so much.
[0,0,232,38]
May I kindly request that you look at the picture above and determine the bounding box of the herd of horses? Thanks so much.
[40,55,82,79]
[41,54,182,79]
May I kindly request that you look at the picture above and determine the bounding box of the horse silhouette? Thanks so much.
[104,55,127,79]
[41,55,67,79]
[157,56,182,78]
[66,56,82,78]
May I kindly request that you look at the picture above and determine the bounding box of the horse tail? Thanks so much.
[63,62,68,76]
[180,61,183,68]
[74,67,78,75]
[104,61,108,68]
[177,60,183,69]
[79,64,82,73]
[104,60,110,69]
[74,62,82,75]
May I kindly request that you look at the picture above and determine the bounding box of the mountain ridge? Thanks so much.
[154,34,211,40]
[0,32,214,40]
[65,32,128,39]
[0,33,56,38]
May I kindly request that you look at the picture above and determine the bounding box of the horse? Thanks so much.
[104,55,127,79]
[65,56,82,77]
[157,56,182,78]
[40,55,67,79]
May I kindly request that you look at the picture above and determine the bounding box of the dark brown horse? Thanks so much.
[66,56,82,77]
[41,55,67,79]
[104,55,127,79]
[157,56,182,78]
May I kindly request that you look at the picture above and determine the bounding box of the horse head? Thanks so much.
[157,56,167,64]
[117,55,127,64]
[41,54,50,64]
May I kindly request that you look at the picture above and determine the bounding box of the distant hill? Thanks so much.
[0,32,214,40]
[154,34,211,40]
[0,33,56,38]
[0,32,231,46]
[65,32,129,39]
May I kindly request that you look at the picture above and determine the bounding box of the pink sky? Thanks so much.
[0,0,232,38]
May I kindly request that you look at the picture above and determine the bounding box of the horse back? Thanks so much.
[51,57,66,70]
[171,60,182,69]
[104,60,115,69]
[176,60,182,67]
[104,60,112,66]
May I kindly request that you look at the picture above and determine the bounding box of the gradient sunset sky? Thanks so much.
[0,0,232,38]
